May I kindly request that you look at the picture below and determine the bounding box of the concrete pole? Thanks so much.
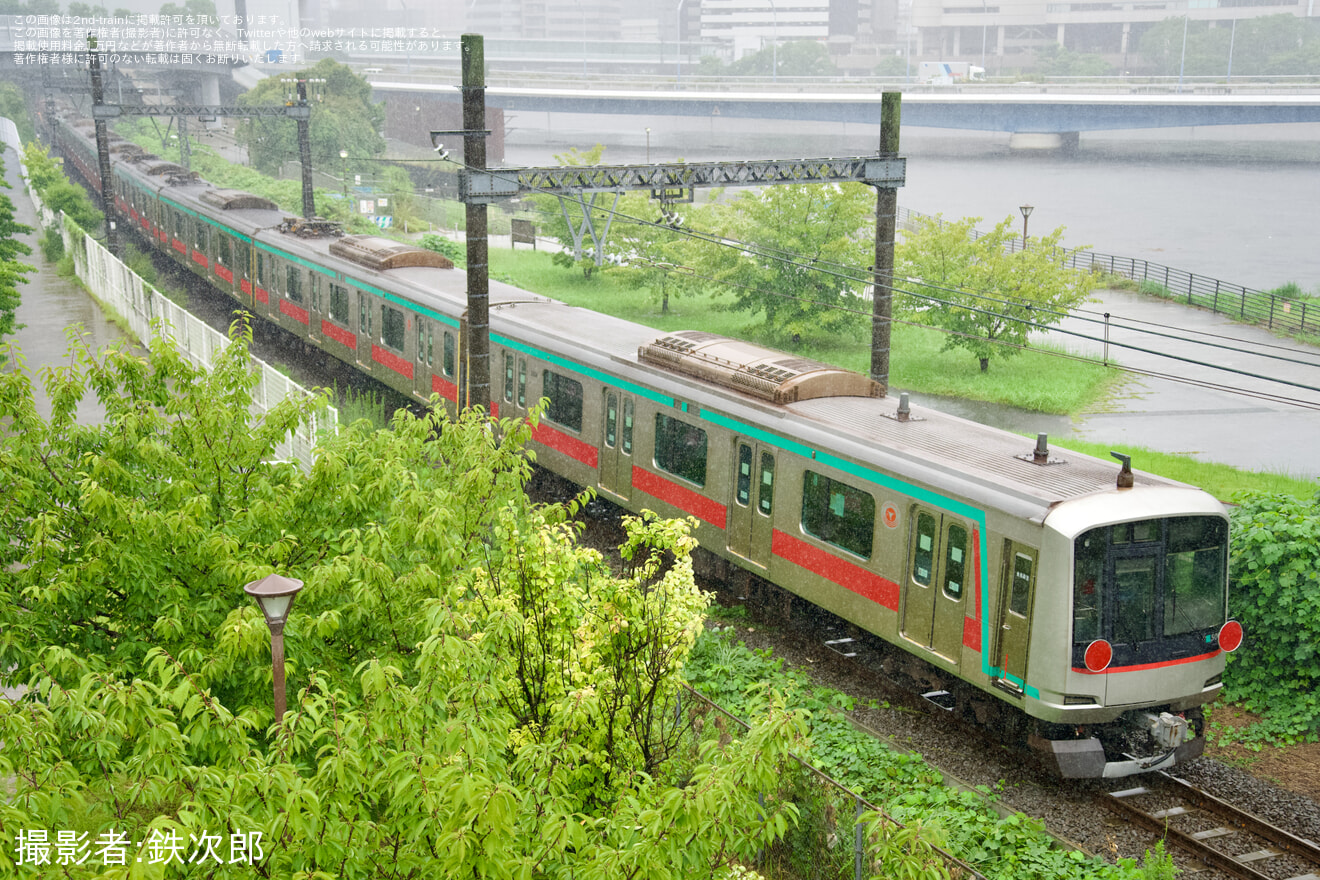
[295,80,315,219]
[870,92,901,395]
[462,34,491,414]
[87,36,118,257]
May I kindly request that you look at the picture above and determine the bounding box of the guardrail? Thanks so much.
[897,206,1319,339]
[23,183,337,471]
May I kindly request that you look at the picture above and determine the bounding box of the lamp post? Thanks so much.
[339,149,348,201]
[676,0,689,83]
[767,0,778,82]
[1019,203,1033,250]
[243,574,304,724]
[645,127,651,162]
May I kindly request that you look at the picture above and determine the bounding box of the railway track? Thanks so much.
[1101,772,1320,880]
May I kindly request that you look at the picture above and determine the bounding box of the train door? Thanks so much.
[992,541,1038,694]
[726,440,774,570]
[902,510,969,662]
[357,290,373,370]
[599,391,635,502]
[414,317,434,400]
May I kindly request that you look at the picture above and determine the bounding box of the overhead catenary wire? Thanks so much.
[442,161,1320,406]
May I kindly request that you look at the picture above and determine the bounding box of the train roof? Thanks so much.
[72,117,1183,522]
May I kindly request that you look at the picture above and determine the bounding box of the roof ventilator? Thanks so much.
[1016,432,1066,466]
[1112,451,1135,488]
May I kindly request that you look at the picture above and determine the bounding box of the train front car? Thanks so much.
[1028,487,1239,778]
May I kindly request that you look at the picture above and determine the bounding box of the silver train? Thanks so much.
[52,115,1242,778]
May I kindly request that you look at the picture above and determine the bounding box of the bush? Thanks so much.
[1224,491,1320,742]
[39,226,64,262]
[419,233,465,268]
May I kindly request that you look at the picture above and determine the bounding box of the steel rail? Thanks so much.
[1159,772,1320,867]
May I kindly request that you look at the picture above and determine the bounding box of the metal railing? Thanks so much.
[897,206,1319,338]
[23,184,337,471]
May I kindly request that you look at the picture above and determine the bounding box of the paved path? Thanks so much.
[1047,289,1320,480]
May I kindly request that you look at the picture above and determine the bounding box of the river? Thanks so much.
[502,114,1320,293]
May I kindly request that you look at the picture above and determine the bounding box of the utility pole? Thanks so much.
[871,92,901,394]
[294,79,315,219]
[87,34,118,256]
[462,34,491,414]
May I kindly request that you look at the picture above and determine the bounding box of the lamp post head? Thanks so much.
[243,573,304,632]
[339,149,348,159]
[1020,203,1034,219]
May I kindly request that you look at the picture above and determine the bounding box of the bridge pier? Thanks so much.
[1008,131,1079,154]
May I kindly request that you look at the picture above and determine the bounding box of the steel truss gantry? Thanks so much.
[461,155,906,266]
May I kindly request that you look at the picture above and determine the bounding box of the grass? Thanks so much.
[1044,436,1318,501]
[489,249,1113,415]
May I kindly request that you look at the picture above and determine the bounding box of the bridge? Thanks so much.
[372,79,1320,151]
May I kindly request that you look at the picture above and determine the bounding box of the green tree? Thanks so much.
[1137,14,1320,76]
[1034,44,1113,76]
[896,214,1094,372]
[22,141,104,233]
[0,325,806,876]
[529,144,613,278]
[692,182,876,343]
[0,156,33,357]
[237,57,385,177]
[0,82,35,144]
[727,39,837,77]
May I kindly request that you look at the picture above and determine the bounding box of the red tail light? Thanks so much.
[1219,620,1243,653]
[1084,639,1113,672]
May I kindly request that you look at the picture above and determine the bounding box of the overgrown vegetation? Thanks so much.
[1220,491,1320,744]
[686,626,1182,879]
[0,152,33,358]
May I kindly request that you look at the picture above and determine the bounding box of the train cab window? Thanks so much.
[1010,552,1035,617]
[912,511,937,585]
[286,265,303,304]
[654,413,707,487]
[504,353,514,403]
[943,525,968,600]
[329,284,350,323]
[735,444,753,507]
[1164,516,1227,637]
[443,332,456,377]
[621,399,633,455]
[381,305,405,351]
[605,393,618,448]
[802,471,874,559]
[758,453,774,516]
[517,358,527,407]
[542,370,584,432]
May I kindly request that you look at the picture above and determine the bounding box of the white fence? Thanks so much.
[21,174,337,471]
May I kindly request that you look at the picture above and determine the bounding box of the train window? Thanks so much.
[943,524,968,600]
[309,273,321,311]
[911,511,937,584]
[381,305,405,351]
[417,321,426,363]
[622,399,633,455]
[216,234,229,266]
[359,293,373,338]
[286,266,303,304]
[605,393,618,448]
[427,327,433,368]
[504,353,514,403]
[542,370,584,432]
[1011,552,1035,618]
[1163,517,1227,637]
[257,252,267,287]
[195,219,207,252]
[758,453,774,515]
[517,358,526,407]
[329,285,350,323]
[1073,534,1104,643]
[1114,557,1157,644]
[803,472,874,559]
[654,413,707,487]
[443,332,456,377]
[735,444,752,507]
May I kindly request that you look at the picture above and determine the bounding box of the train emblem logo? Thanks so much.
[882,502,899,529]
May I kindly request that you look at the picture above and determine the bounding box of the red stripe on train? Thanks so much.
[214,265,234,284]
[254,287,269,305]
[279,300,310,326]
[321,320,355,349]
[1072,650,1221,676]
[963,525,982,652]
[191,250,209,269]
[171,239,186,253]
[631,466,726,529]
[432,374,457,402]
[371,344,413,379]
[772,529,900,611]
[532,422,600,469]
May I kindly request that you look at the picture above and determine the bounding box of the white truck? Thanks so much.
[918,61,986,84]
